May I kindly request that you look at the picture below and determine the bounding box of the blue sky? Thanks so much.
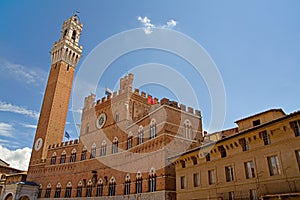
[0,0,300,170]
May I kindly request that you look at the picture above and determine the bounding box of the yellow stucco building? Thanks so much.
[172,109,300,200]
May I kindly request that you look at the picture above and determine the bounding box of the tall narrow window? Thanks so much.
[96,183,103,197]
[86,124,89,133]
[180,160,186,168]
[65,187,72,198]
[37,185,42,198]
[225,166,234,182]
[76,186,82,197]
[290,120,300,137]
[81,150,86,160]
[112,137,118,154]
[260,130,271,145]
[124,174,131,195]
[45,188,51,198]
[149,168,156,192]
[70,149,76,163]
[127,137,133,149]
[267,155,281,176]
[86,185,92,197]
[184,119,192,139]
[180,176,186,189]
[229,191,235,200]
[244,161,255,179]
[208,169,216,185]
[51,153,56,165]
[250,189,257,200]
[191,156,198,165]
[136,172,142,193]
[63,29,68,37]
[54,183,61,198]
[90,143,96,158]
[218,145,227,158]
[60,151,66,164]
[108,177,116,196]
[138,126,144,144]
[239,138,249,151]
[206,153,211,161]
[71,30,76,41]
[100,140,106,156]
[76,181,83,197]
[193,173,200,187]
[115,113,119,122]
[296,150,300,170]
[150,119,157,139]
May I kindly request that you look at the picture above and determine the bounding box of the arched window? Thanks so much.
[127,137,133,150]
[136,171,142,194]
[71,30,76,41]
[60,150,66,164]
[63,29,68,37]
[108,177,116,196]
[38,184,42,198]
[150,119,157,139]
[81,148,87,161]
[96,178,103,197]
[138,126,144,145]
[65,182,72,198]
[45,183,51,198]
[86,180,92,197]
[149,168,156,192]
[51,152,56,165]
[124,174,131,195]
[100,140,107,156]
[184,119,192,139]
[90,143,96,158]
[54,182,61,198]
[76,181,83,197]
[112,137,118,154]
[70,148,76,163]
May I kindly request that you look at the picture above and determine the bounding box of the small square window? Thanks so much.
[180,160,185,168]
[253,119,261,126]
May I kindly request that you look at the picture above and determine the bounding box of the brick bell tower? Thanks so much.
[29,15,83,165]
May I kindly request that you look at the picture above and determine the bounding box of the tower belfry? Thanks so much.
[30,15,83,165]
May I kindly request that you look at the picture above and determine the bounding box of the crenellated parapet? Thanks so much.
[160,98,201,117]
[48,139,79,150]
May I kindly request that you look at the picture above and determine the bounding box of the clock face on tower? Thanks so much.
[96,113,106,129]
[34,138,43,151]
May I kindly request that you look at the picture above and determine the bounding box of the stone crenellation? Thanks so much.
[86,89,201,117]
[48,139,79,150]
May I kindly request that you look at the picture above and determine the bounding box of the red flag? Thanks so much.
[147,96,152,104]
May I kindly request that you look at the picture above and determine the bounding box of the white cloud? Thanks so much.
[0,59,46,85]
[21,123,37,129]
[137,16,178,34]
[0,122,13,137]
[0,101,40,119]
[166,19,177,28]
[0,145,31,171]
